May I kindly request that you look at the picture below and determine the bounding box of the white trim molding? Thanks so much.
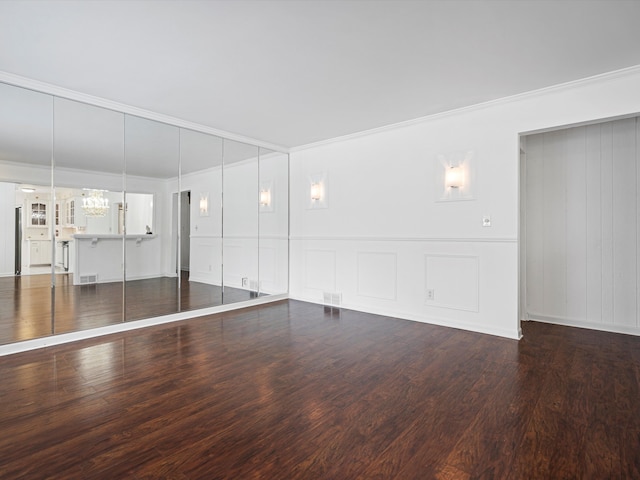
[0,294,288,357]
[0,71,288,154]
[290,235,517,243]
[291,64,640,153]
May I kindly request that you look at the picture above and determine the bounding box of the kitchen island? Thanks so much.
[73,234,164,285]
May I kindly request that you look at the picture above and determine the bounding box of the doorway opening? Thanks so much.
[181,190,191,273]
[519,114,640,336]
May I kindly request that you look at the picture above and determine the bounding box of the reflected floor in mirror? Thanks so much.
[0,272,259,344]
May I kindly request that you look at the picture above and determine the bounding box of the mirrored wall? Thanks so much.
[0,82,289,345]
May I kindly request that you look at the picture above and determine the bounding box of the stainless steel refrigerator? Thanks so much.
[15,206,21,275]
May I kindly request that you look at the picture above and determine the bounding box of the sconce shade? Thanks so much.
[310,182,322,201]
[199,193,208,215]
[445,166,463,189]
[259,189,271,206]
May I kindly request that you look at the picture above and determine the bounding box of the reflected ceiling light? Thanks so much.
[445,166,464,189]
[21,187,35,193]
[259,189,271,207]
[82,189,110,217]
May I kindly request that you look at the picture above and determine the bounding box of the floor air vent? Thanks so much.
[79,274,98,285]
[323,292,342,307]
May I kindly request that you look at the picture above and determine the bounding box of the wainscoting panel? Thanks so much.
[189,236,222,285]
[222,239,258,289]
[260,238,288,295]
[425,254,479,312]
[356,252,397,300]
[290,237,519,339]
[304,249,336,292]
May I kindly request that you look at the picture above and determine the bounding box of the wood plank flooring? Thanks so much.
[1,300,639,479]
[0,273,255,345]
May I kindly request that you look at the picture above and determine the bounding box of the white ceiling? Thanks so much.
[1,0,640,149]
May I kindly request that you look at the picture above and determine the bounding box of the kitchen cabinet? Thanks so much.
[28,240,52,266]
[30,202,47,226]
[64,198,86,227]
[65,199,75,225]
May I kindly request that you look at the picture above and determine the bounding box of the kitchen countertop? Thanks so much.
[73,234,156,239]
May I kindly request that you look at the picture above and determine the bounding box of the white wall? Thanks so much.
[290,66,640,339]
[181,167,223,285]
[125,192,154,235]
[259,152,289,295]
[0,181,15,276]
[223,159,259,289]
[523,117,640,335]
[180,154,289,294]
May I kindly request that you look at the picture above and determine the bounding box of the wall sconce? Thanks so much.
[437,151,474,202]
[310,182,322,202]
[259,189,271,207]
[445,166,464,189]
[199,192,209,216]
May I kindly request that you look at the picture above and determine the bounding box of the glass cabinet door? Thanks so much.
[30,202,47,226]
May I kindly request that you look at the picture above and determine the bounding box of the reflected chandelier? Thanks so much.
[82,189,110,217]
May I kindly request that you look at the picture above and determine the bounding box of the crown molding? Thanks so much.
[290,64,640,153]
[0,71,289,154]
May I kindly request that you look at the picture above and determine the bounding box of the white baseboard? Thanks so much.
[290,294,521,340]
[0,293,289,357]
[526,313,640,337]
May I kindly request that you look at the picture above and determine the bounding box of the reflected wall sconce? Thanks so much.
[259,189,271,207]
[199,192,209,216]
[259,181,274,212]
[310,183,322,201]
[308,172,328,209]
[445,166,464,189]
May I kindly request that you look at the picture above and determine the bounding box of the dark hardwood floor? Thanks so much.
[0,272,257,344]
[0,300,639,479]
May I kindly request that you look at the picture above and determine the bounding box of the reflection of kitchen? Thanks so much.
[16,184,151,276]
